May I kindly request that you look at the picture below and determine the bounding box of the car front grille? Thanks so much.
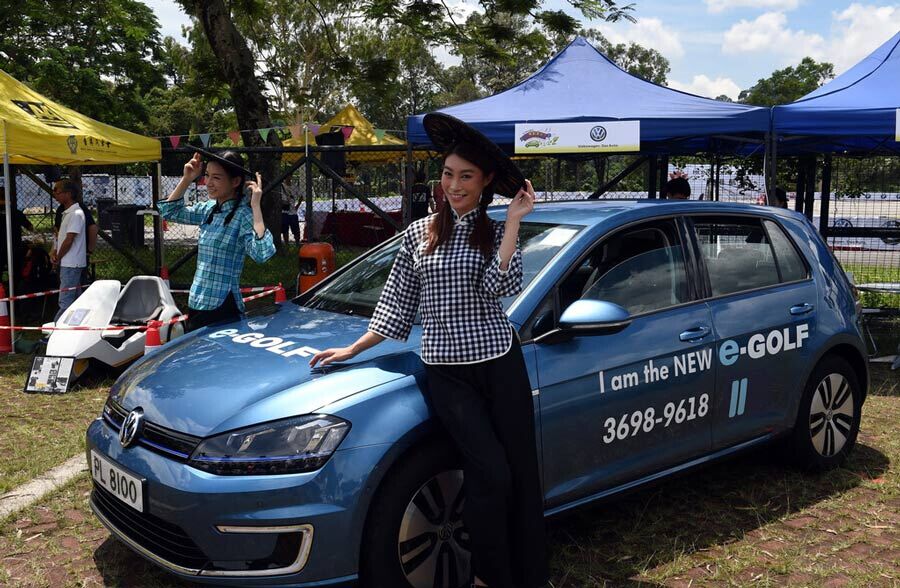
[91,484,209,571]
[103,399,202,461]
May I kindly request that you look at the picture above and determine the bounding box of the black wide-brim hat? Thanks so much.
[423,112,525,199]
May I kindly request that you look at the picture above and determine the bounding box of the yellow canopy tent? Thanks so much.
[284,104,422,164]
[1,69,161,348]
[0,69,161,165]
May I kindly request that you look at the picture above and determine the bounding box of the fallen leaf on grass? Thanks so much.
[863,523,891,529]
[823,528,838,535]
[871,478,886,485]
[24,533,42,542]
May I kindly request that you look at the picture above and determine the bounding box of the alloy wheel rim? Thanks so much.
[398,469,470,588]
[809,373,855,457]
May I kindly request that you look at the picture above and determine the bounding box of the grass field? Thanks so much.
[0,362,896,586]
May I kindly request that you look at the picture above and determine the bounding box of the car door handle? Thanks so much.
[679,326,711,342]
[790,303,814,315]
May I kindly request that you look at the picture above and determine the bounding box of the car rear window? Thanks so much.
[763,219,809,282]
[692,217,780,296]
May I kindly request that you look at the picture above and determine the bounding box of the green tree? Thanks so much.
[0,0,166,132]
[578,29,669,84]
[739,57,834,107]
[345,26,445,129]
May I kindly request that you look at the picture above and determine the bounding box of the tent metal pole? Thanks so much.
[3,122,16,353]
[152,162,163,276]
[658,155,669,197]
[766,132,778,205]
[819,154,832,237]
[647,155,658,199]
[804,156,816,220]
[794,157,805,212]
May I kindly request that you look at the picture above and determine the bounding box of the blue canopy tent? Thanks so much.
[773,31,900,154]
[406,36,770,155]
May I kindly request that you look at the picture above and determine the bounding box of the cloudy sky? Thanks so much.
[145,0,900,100]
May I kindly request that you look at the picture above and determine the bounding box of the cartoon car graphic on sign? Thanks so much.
[87,200,868,587]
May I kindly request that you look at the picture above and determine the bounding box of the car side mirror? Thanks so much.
[534,299,632,345]
[559,299,632,332]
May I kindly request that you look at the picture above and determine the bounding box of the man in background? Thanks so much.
[51,179,87,321]
[663,176,691,200]
[53,181,97,283]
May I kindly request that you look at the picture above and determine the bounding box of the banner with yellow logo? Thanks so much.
[0,70,160,165]
[514,121,640,154]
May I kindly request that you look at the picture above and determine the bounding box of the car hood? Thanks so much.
[110,304,422,436]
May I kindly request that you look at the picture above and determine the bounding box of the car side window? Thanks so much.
[579,220,690,316]
[763,220,809,282]
[692,216,780,296]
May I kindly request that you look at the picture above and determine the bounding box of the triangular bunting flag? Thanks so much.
[259,128,271,142]
[228,130,241,145]
[169,135,181,148]
[290,125,302,139]
[341,126,353,140]
[374,129,385,141]
[199,133,211,147]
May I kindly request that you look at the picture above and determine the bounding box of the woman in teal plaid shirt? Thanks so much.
[159,152,275,332]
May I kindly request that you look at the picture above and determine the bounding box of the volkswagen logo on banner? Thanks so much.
[120,408,145,448]
[590,126,608,142]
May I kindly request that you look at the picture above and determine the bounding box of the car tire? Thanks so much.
[360,440,471,588]
[789,355,862,470]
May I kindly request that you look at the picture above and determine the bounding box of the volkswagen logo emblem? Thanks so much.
[120,408,144,448]
[590,125,607,142]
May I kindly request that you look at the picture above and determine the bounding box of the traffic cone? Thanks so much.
[160,265,170,288]
[0,283,11,354]
[144,320,163,354]
[275,283,287,303]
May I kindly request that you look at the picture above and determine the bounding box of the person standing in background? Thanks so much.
[50,179,87,321]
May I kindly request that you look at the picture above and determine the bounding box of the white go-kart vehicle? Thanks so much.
[32,276,184,389]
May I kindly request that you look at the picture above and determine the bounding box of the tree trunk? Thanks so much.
[188,0,283,248]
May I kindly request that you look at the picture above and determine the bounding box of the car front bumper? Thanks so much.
[86,418,388,586]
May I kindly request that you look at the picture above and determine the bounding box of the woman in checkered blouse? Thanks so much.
[310,114,549,588]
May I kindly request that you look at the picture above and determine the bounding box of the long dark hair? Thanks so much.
[424,143,496,257]
[204,151,247,226]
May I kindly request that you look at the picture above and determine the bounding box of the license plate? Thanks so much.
[90,450,145,512]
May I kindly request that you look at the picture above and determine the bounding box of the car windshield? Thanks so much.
[302,222,582,317]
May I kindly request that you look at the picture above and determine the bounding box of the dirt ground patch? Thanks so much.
[0,366,897,587]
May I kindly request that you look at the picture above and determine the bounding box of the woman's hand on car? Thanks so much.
[309,346,357,367]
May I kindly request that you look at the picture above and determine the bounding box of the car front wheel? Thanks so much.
[790,355,862,470]
[360,442,472,588]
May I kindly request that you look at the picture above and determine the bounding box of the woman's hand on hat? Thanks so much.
[246,173,263,208]
[507,179,535,222]
[183,153,203,182]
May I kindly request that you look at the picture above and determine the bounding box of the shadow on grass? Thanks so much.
[94,536,202,587]
[546,442,890,585]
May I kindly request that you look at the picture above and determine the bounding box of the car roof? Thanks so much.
[489,199,806,228]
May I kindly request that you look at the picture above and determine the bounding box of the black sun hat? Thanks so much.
[423,112,525,199]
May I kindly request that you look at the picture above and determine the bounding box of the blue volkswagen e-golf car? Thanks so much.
[86,200,868,587]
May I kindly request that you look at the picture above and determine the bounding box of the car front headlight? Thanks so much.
[188,415,350,475]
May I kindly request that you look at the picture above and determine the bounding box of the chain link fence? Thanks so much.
[5,166,158,321]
